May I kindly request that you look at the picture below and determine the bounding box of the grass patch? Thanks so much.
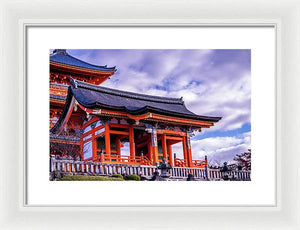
[59,175,124,181]
[112,174,124,179]
[125,174,141,181]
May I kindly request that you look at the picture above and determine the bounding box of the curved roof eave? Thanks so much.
[70,80,222,123]
[50,49,116,72]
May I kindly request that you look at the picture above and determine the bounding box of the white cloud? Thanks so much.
[70,50,251,133]
[192,133,250,163]
[171,132,250,164]
[68,49,251,162]
[120,142,130,156]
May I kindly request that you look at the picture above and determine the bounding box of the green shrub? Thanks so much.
[112,174,123,179]
[59,175,124,181]
[125,174,140,181]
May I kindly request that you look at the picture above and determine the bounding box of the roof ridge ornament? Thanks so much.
[70,77,78,88]
[53,49,67,55]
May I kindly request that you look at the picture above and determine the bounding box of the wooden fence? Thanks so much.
[50,157,251,181]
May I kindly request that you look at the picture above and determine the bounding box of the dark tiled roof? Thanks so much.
[50,133,80,142]
[70,79,222,122]
[50,94,67,101]
[50,49,116,72]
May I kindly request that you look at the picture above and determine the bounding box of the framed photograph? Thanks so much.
[29,28,268,207]
[1,0,299,229]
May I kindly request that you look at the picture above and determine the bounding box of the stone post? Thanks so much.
[205,155,209,181]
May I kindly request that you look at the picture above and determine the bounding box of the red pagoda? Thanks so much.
[49,49,116,156]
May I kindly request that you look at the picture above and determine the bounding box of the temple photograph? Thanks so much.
[49,49,251,181]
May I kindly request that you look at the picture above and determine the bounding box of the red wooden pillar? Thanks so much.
[162,134,167,162]
[104,121,111,159]
[182,137,188,167]
[116,137,121,156]
[92,132,97,161]
[80,135,84,160]
[167,141,173,166]
[129,125,135,159]
[186,134,193,167]
[147,136,153,163]
[151,129,159,165]
[187,149,193,167]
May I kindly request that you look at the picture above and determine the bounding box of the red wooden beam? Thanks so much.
[166,136,183,141]
[150,113,214,127]
[157,129,186,136]
[82,116,99,129]
[109,123,129,129]
[109,130,129,136]
[82,125,104,138]
[168,139,182,145]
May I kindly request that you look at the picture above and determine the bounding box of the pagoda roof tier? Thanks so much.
[50,94,67,101]
[50,49,116,73]
[50,94,67,107]
[50,133,81,144]
[51,79,221,134]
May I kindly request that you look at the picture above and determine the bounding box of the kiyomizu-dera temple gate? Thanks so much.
[51,79,221,168]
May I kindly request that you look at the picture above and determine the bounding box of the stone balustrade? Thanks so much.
[50,157,251,181]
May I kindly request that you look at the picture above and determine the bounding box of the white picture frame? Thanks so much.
[0,0,299,229]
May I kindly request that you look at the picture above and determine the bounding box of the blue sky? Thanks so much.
[66,49,251,165]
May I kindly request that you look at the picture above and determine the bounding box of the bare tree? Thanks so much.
[233,149,251,171]
[50,124,81,159]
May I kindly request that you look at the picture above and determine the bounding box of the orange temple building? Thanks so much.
[49,49,116,155]
[50,77,221,168]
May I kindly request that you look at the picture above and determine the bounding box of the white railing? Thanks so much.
[207,168,251,181]
[169,166,208,179]
[50,157,251,181]
[50,157,157,178]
